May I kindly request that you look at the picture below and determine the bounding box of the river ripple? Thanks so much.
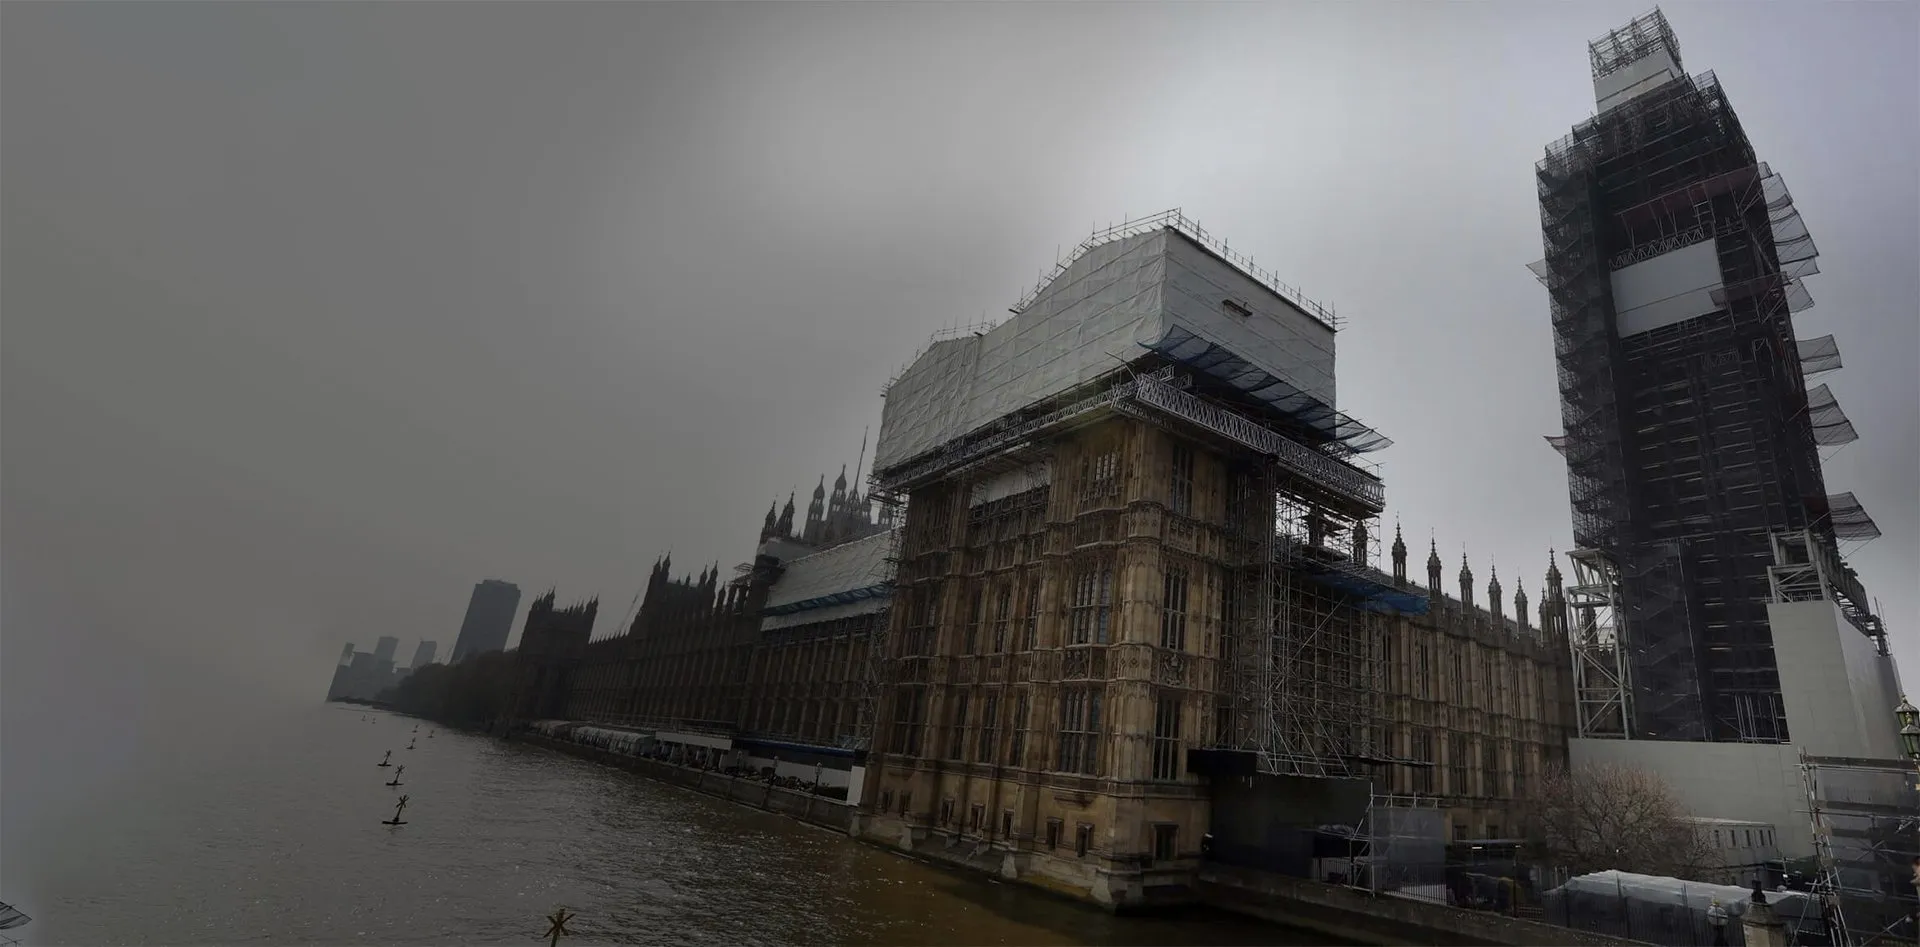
[15,705,1338,945]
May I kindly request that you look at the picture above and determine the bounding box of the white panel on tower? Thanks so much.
[1610,239,1724,338]
[1595,47,1683,112]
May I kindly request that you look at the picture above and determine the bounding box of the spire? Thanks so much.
[853,427,869,488]
[776,491,796,537]
[1515,581,1531,632]
[1391,522,1408,583]
[1459,550,1475,610]
[834,464,848,493]
[1489,564,1504,624]
[1545,548,1563,592]
[1426,536,1443,594]
[804,476,827,543]
[762,502,778,541]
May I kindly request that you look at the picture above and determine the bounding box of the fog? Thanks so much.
[4,1,1914,906]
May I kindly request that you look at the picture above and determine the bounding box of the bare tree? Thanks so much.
[1522,762,1718,880]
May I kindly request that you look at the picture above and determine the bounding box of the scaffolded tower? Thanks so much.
[868,210,1410,781]
[1534,9,1883,742]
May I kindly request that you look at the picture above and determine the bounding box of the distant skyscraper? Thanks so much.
[450,579,521,663]
[373,636,400,666]
[409,639,437,669]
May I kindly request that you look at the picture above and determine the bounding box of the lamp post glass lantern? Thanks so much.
[1895,695,1919,761]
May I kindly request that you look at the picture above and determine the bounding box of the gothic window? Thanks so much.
[1045,818,1062,849]
[993,584,1013,653]
[1056,686,1103,775]
[1410,727,1434,794]
[1023,580,1040,651]
[891,685,926,757]
[1169,443,1195,517]
[903,584,941,657]
[1151,692,1182,781]
[1069,561,1114,645]
[976,692,1000,764]
[1160,566,1189,651]
[1447,736,1468,796]
[1414,642,1433,700]
[1079,450,1120,508]
[946,692,970,761]
[965,584,986,654]
[1008,690,1030,768]
[1075,822,1094,858]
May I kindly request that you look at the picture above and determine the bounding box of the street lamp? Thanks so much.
[1896,695,1919,762]
[1706,897,1729,947]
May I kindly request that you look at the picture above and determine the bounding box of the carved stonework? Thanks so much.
[1063,649,1090,679]
[1154,650,1189,686]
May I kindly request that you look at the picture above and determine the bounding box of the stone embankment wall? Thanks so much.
[512,730,1650,947]
[517,732,852,834]
[1198,863,1653,947]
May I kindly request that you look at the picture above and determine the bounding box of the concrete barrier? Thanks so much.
[1198,863,1653,947]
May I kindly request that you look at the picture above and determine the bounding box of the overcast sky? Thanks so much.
[4,1,1915,845]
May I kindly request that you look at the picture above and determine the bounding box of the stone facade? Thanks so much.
[860,417,1269,907]
[510,423,1578,910]
[1378,530,1579,842]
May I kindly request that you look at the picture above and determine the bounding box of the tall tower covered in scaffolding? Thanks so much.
[1535,10,1886,744]
[856,211,1412,908]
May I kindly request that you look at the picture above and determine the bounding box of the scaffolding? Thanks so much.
[848,488,906,752]
[1798,751,1920,947]
[1009,208,1341,330]
[872,365,1392,781]
[1535,23,1877,742]
[1588,9,1683,81]
[1565,549,1632,739]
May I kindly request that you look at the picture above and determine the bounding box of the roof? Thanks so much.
[760,530,896,632]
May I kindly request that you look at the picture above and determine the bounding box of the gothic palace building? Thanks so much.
[513,431,1576,907]
[511,218,1580,909]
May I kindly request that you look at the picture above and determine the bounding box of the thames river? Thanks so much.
[14,704,1334,945]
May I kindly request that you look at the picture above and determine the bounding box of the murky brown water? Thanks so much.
[15,704,1337,945]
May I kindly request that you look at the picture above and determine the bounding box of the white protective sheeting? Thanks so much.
[875,228,1338,472]
[759,529,896,632]
[969,461,1051,508]
[1610,238,1723,338]
[1594,45,1682,112]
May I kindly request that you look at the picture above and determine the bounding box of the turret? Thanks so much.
[761,502,778,542]
[776,492,796,538]
[1459,553,1475,611]
[804,476,827,543]
[1541,551,1567,644]
[1391,524,1408,584]
[1516,582,1531,634]
[1489,565,1504,627]
[1426,539,1443,597]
